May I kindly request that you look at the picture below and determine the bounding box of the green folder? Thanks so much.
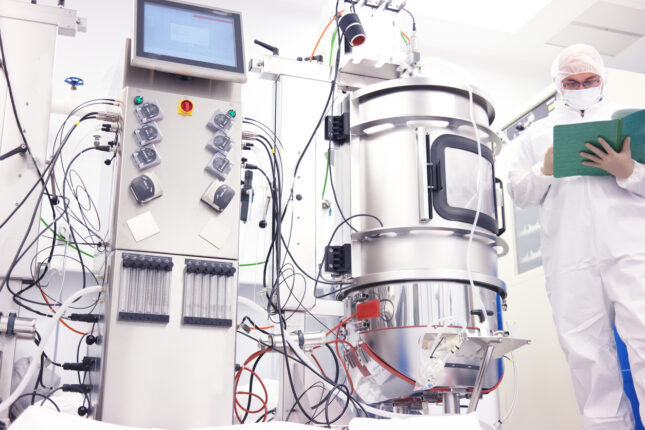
[553,109,645,178]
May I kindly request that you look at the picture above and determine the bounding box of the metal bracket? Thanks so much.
[416,127,431,221]
[427,162,440,191]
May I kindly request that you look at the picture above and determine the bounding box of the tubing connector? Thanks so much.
[96,112,121,123]
[260,330,327,352]
[0,312,36,340]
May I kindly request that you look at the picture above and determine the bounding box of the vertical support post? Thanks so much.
[276,313,306,421]
[443,393,460,414]
[467,343,495,413]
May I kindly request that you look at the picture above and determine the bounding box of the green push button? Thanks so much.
[134,96,144,105]
[227,109,236,118]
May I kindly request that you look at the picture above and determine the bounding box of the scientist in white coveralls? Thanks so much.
[507,44,645,429]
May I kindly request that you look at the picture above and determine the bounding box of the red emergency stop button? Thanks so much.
[178,99,194,116]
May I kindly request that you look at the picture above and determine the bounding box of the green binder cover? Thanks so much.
[553,109,645,178]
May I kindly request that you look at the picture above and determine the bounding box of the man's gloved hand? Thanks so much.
[580,136,635,179]
[541,146,554,176]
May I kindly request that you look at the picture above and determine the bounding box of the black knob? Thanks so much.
[295,194,303,201]
[85,335,97,345]
[259,220,267,228]
[78,406,89,416]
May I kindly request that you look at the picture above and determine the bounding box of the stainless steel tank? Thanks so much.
[335,77,511,408]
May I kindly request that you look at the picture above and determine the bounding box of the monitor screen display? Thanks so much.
[135,0,244,77]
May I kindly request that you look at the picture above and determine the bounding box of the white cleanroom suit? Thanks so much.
[507,97,645,429]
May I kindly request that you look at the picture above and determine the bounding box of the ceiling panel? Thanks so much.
[576,1,645,36]
[546,22,641,56]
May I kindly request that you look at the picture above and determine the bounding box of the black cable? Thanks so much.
[38,386,63,406]
[313,213,383,299]
[270,266,337,335]
[253,136,338,326]
[0,23,67,303]
[0,24,57,207]
[273,268,308,322]
[274,9,358,426]
[285,381,326,421]
[243,117,286,189]
[17,249,101,308]
[257,160,281,316]
[279,235,347,286]
[63,168,102,234]
[326,139,358,233]
[248,125,332,329]
[56,115,118,243]
[8,392,60,420]
[5,198,81,307]
[23,143,105,277]
[325,384,352,426]
[76,323,96,413]
[254,167,274,192]
[256,409,276,423]
[2,146,106,315]
[243,122,284,202]
[240,316,272,337]
[401,7,417,31]
[42,100,115,285]
[0,111,98,232]
[238,329,351,424]
[252,138,276,180]
[17,248,101,310]
[289,0,346,192]
[237,3,370,422]
[240,349,268,423]
[243,118,285,150]
[236,329,366,418]
[0,98,114,275]
[0,112,97,291]
[60,146,103,295]
[76,332,88,385]
[32,354,45,403]
[325,343,340,386]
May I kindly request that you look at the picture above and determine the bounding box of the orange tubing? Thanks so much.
[310,10,345,62]
[326,312,357,336]
[39,287,87,335]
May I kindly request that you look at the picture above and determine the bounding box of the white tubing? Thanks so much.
[237,296,268,319]
[495,352,519,427]
[0,285,102,414]
[415,56,491,333]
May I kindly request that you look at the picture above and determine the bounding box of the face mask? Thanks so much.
[562,86,602,111]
